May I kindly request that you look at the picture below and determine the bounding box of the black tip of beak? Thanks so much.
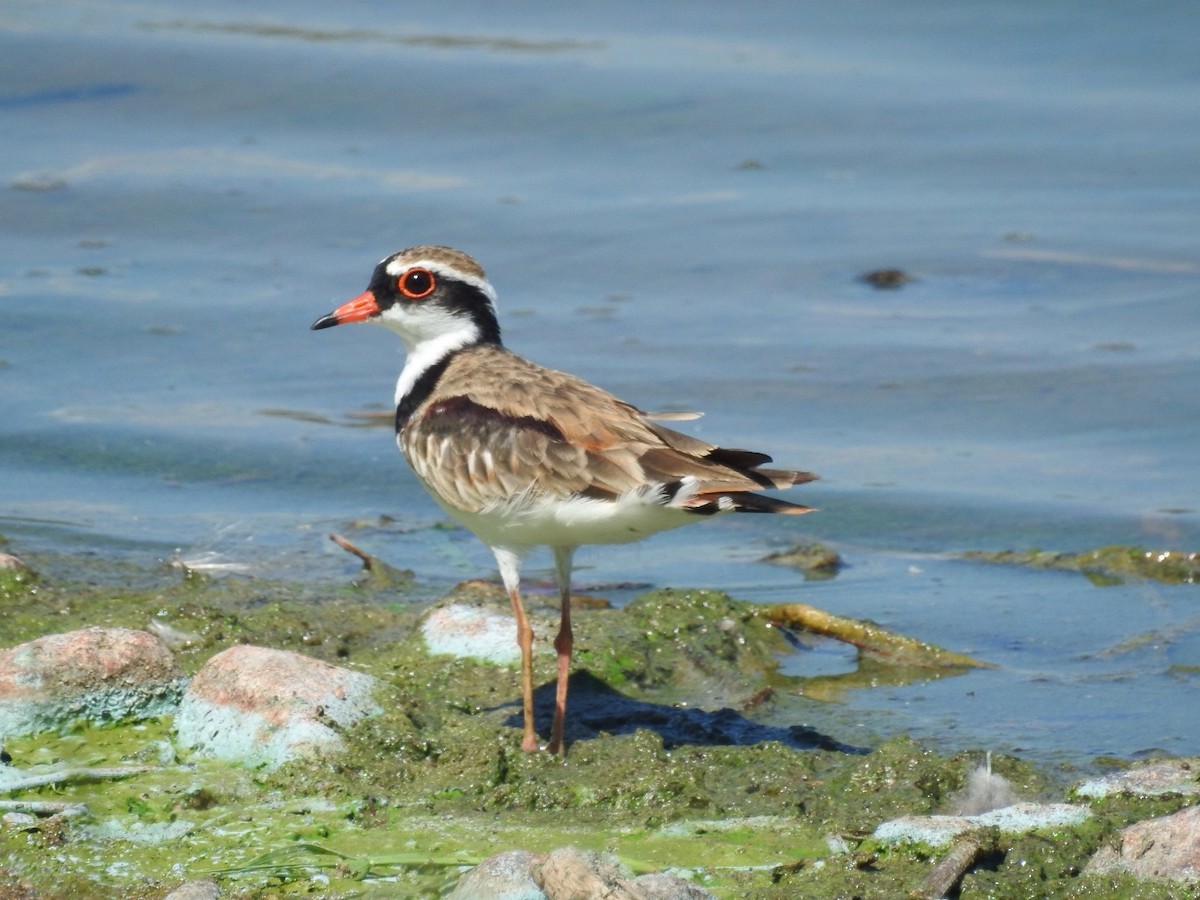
[311,313,340,331]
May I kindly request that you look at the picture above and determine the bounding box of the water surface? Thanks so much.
[2,0,1199,767]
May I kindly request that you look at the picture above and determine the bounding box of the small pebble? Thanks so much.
[858,268,916,289]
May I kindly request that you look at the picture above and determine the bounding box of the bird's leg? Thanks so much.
[548,546,576,755]
[493,548,539,752]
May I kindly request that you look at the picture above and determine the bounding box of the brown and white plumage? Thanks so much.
[313,246,816,754]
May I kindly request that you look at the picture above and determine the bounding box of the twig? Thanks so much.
[328,533,413,588]
[767,603,994,669]
[0,765,157,793]
[910,833,991,899]
[330,532,374,567]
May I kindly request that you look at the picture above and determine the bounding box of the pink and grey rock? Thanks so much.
[0,626,185,736]
[448,847,717,900]
[1085,802,1200,882]
[175,645,381,769]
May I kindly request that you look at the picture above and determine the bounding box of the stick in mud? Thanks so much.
[766,603,994,669]
[910,832,998,899]
[0,765,157,792]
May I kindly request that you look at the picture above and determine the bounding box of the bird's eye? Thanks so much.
[398,268,436,299]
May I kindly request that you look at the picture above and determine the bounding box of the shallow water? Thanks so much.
[2,0,1199,767]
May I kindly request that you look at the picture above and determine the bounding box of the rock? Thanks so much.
[163,879,221,900]
[761,542,842,577]
[629,873,717,899]
[449,846,716,900]
[175,645,381,769]
[1084,802,1200,881]
[859,268,916,290]
[0,552,32,572]
[2,812,39,831]
[0,627,185,736]
[418,579,546,666]
[420,580,609,665]
[447,849,544,899]
[421,602,521,664]
[534,847,636,899]
[1074,760,1200,799]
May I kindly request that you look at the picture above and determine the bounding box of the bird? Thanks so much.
[312,246,817,754]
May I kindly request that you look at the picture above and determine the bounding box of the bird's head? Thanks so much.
[312,245,501,352]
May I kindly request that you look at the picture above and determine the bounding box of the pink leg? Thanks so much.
[493,548,539,751]
[547,546,576,755]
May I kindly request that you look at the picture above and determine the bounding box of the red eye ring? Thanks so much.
[398,267,436,300]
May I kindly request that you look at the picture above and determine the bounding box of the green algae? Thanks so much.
[0,568,37,598]
[0,548,38,599]
[965,545,1200,585]
[580,587,793,697]
[0,552,1194,898]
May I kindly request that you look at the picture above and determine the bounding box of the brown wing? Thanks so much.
[405,347,816,514]
[402,394,613,513]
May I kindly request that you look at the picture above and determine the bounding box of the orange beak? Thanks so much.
[311,290,380,330]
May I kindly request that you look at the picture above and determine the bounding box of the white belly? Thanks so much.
[421,479,709,551]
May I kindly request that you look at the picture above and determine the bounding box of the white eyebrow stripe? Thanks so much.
[384,258,498,307]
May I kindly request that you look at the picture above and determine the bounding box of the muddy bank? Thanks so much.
[0,546,1195,898]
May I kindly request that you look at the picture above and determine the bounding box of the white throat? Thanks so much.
[393,325,479,408]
